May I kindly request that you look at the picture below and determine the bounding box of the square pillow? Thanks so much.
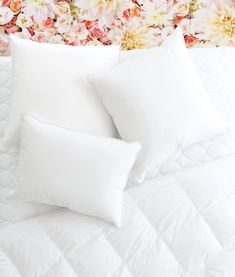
[15,115,140,227]
[88,29,228,183]
[3,35,119,149]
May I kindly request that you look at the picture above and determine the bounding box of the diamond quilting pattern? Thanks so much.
[1,49,235,276]
[1,155,235,276]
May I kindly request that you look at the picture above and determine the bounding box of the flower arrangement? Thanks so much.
[0,0,234,55]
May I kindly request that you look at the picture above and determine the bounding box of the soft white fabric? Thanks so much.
[88,30,227,183]
[1,154,235,276]
[1,49,235,276]
[1,47,235,228]
[3,35,119,149]
[15,115,140,227]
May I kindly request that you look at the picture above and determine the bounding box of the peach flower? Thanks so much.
[123,6,141,20]
[10,0,22,13]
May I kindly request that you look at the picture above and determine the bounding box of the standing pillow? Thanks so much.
[15,115,140,227]
[3,36,119,149]
[88,29,227,183]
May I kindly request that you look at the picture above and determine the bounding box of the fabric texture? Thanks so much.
[2,35,119,149]
[15,115,140,227]
[1,46,235,277]
[1,154,235,276]
[88,29,227,183]
[1,47,235,227]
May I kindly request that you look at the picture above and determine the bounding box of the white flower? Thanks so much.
[16,14,33,28]
[142,0,174,27]
[62,23,88,43]
[55,14,72,34]
[111,18,156,50]
[23,0,55,23]
[192,0,235,46]
[72,22,88,40]
[0,6,14,25]
[173,1,191,17]
[79,0,134,25]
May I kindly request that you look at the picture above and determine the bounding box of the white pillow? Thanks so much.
[15,115,140,227]
[3,36,119,150]
[88,29,227,183]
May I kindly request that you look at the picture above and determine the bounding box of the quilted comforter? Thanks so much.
[0,48,235,276]
[1,155,235,277]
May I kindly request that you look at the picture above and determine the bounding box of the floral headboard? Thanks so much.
[0,0,234,55]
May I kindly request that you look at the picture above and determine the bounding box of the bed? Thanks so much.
[0,46,235,277]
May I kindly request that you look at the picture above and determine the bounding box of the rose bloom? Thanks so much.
[73,22,88,40]
[16,14,32,28]
[84,20,98,30]
[175,3,190,17]
[173,15,184,25]
[123,6,141,20]
[90,25,107,39]
[184,35,198,47]
[43,17,54,28]
[57,2,70,15]
[10,0,22,13]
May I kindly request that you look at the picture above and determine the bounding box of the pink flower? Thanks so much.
[84,20,98,30]
[33,32,44,42]
[90,24,107,39]
[5,25,19,34]
[43,17,54,28]
[73,22,88,40]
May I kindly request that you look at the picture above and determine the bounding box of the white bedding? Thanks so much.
[1,154,235,277]
[0,48,235,276]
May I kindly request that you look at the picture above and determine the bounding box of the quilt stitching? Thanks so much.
[125,195,190,276]
[39,227,79,277]
[170,172,235,273]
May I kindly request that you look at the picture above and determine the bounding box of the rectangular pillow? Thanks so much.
[88,28,228,183]
[15,115,140,227]
[3,35,119,150]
